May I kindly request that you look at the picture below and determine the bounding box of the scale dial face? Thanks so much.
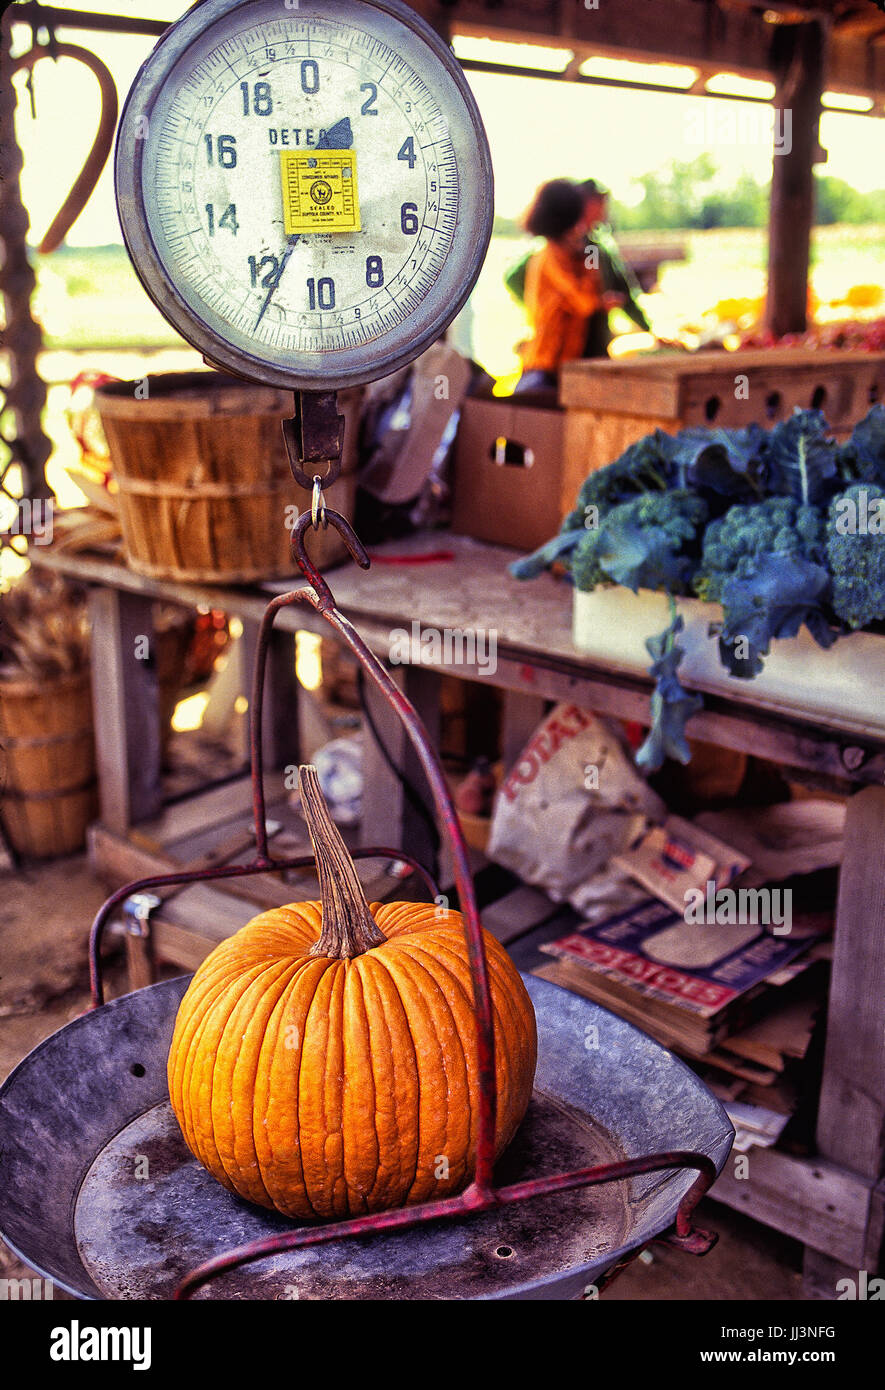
[116,0,493,389]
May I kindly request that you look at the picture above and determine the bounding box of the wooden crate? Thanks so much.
[559,348,885,519]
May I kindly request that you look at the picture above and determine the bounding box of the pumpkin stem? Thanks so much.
[299,764,387,959]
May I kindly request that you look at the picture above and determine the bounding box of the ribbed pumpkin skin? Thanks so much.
[168,900,538,1220]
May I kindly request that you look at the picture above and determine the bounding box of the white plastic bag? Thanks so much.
[488,703,665,909]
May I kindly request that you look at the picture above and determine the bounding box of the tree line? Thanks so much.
[494,155,885,236]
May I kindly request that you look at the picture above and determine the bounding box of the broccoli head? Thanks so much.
[575,488,708,594]
[826,483,885,630]
[694,496,825,603]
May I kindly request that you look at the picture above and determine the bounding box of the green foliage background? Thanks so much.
[493,155,885,236]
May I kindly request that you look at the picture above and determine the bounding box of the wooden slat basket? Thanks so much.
[95,371,362,583]
[0,668,98,858]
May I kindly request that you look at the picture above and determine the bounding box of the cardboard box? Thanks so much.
[451,397,565,551]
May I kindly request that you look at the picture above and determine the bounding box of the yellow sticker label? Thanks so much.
[280,150,361,234]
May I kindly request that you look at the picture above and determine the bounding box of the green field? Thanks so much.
[31,224,885,376]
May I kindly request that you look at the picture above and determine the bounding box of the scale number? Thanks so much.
[204,134,237,168]
[240,81,273,116]
[307,277,336,310]
[205,203,239,236]
[397,137,417,170]
[249,255,281,287]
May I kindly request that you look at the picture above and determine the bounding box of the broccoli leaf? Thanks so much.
[840,405,885,486]
[766,409,838,506]
[582,489,707,594]
[635,613,703,772]
[694,496,825,604]
[593,514,691,593]
[509,528,584,581]
[686,423,769,499]
[719,551,836,677]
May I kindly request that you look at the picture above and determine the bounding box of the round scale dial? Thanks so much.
[116,0,493,388]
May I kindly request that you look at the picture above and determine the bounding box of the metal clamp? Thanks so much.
[282,390,345,490]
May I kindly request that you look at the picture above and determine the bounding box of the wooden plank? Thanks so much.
[132,774,281,850]
[560,361,681,417]
[478,886,559,944]
[561,406,674,517]
[828,32,885,101]
[816,786,885,1178]
[711,1147,873,1269]
[864,1179,885,1273]
[31,540,885,779]
[426,0,775,77]
[142,882,252,940]
[89,588,162,833]
[149,919,219,974]
[88,821,307,913]
[801,1248,861,1301]
[560,355,885,465]
[124,929,155,992]
[481,648,885,786]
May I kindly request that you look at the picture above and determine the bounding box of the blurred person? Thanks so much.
[580,179,651,357]
[513,179,609,395]
[506,179,651,363]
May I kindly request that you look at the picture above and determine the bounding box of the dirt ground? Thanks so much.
[0,851,805,1302]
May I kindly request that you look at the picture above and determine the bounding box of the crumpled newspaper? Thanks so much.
[488,703,665,914]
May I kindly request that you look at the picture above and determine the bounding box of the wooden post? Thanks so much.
[805,785,885,1296]
[765,19,825,339]
[89,588,163,833]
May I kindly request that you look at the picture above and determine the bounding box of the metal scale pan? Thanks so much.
[0,973,733,1301]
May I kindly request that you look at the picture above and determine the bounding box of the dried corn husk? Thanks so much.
[0,569,90,682]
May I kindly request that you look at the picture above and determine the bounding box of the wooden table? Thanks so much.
[29,532,885,1299]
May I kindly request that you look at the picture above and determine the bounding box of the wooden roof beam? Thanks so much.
[414,0,775,80]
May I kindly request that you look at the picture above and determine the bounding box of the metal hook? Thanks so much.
[291,506,369,606]
[11,39,118,253]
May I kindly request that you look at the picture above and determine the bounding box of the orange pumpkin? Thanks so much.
[168,766,537,1220]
